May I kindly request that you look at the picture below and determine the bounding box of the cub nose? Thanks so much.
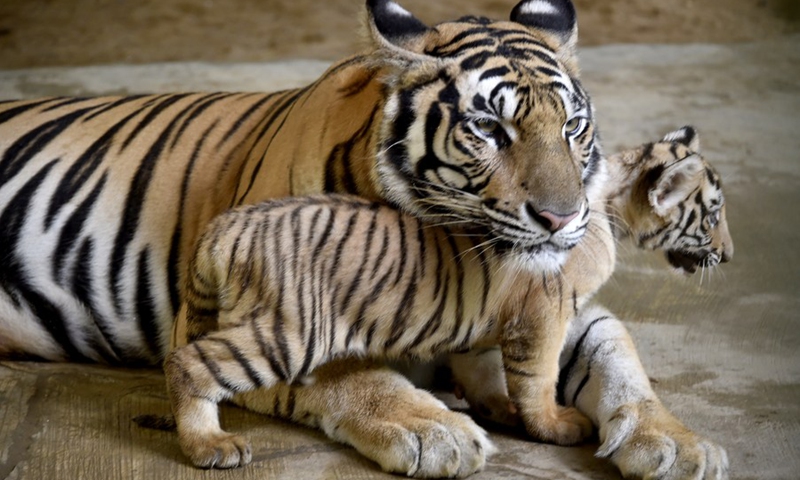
[526,203,579,233]
[721,245,733,263]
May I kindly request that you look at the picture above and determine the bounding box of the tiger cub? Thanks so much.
[164,126,731,468]
[447,126,733,425]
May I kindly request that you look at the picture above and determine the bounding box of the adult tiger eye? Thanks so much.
[564,117,584,136]
[475,118,500,135]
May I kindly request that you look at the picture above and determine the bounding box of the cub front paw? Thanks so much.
[598,402,729,480]
[179,431,252,469]
[523,405,593,445]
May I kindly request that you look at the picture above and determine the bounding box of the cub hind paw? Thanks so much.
[180,431,252,469]
[525,405,593,446]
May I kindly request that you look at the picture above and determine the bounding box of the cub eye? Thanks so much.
[474,118,501,135]
[563,117,586,137]
[708,210,721,227]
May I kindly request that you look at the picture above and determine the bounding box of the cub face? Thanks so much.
[634,127,734,274]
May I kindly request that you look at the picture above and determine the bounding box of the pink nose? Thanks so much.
[532,209,579,233]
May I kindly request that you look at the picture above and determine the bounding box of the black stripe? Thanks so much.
[571,341,612,405]
[109,96,205,318]
[556,316,611,406]
[83,95,150,122]
[290,206,306,340]
[0,105,100,191]
[45,106,145,228]
[251,316,287,381]
[0,160,91,362]
[272,213,294,379]
[572,289,578,315]
[383,262,419,351]
[234,86,311,204]
[393,214,408,286]
[52,173,108,280]
[323,105,380,194]
[166,120,219,316]
[215,94,276,150]
[136,249,163,358]
[0,98,63,126]
[340,205,379,318]
[120,94,192,151]
[479,66,510,81]
[426,26,489,56]
[571,374,590,406]
[70,238,128,365]
[327,212,359,289]
[503,364,535,377]
[370,224,391,281]
[192,343,238,392]
[208,337,264,388]
[345,266,394,349]
[169,93,232,150]
[40,97,94,112]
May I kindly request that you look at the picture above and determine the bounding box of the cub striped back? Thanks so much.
[173,195,506,374]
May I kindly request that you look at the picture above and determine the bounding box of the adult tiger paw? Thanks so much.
[326,386,496,478]
[597,401,729,480]
[233,361,495,478]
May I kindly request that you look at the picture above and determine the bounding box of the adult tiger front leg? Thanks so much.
[561,305,730,480]
[233,359,495,478]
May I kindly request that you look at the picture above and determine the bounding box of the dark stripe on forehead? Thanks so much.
[479,66,510,80]
[460,51,491,71]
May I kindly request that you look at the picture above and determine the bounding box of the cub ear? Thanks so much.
[648,154,704,217]
[510,0,578,70]
[662,126,700,152]
[366,0,431,54]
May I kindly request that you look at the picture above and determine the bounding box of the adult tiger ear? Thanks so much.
[510,0,579,73]
[366,0,432,56]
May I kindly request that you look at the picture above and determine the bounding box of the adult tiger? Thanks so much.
[0,0,727,478]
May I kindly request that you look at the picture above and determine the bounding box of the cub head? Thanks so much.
[628,127,734,274]
[366,0,603,272]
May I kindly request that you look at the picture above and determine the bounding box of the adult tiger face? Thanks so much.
[369,0,602,272]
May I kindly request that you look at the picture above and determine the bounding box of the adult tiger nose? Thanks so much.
[526,204,579,233]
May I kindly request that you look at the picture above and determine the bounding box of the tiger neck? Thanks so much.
[234,55,389,205]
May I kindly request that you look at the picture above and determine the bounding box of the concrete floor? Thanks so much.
[0,35,799,480]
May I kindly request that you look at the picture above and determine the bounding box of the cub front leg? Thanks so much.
[164,322,280,469]
[560,305,729,479]
[500,303,592,445]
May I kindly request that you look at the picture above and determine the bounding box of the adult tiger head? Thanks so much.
[366,0,602,272]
